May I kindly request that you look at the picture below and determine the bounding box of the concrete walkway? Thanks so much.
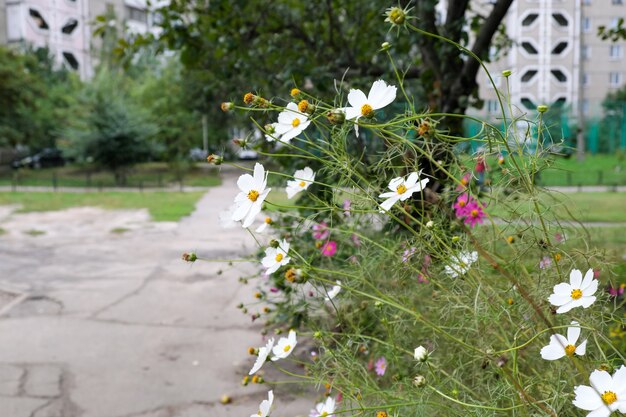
[0,175,313,417]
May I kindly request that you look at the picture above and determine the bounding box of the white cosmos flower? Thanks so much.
[265,122,282,142]
[249,338,274,375]
[379,172,429,212]
[444,251,478,278]
[250,390,274,417]
[271,329,297,361]
[414,346,429,362]
[573,366,626,417]
[274,102,311,143]
[232,163,271,228]
[548,268,598,314]
[310,396,336,417]
[219,204,238,229]
[286,167,316,199]
[261,239,291,275]
[540,321,587,360]
[325,281,342,301]
[339,79,397,136]
[255,216,273,233]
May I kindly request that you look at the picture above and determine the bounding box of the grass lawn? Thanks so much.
[0,162,221,188]
[491,192,626,223]
[0,191,205,222]
[466,154,626,186]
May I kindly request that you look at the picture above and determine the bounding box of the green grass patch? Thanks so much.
[0,162,221,188]
[492,192,626,223]
[110,227,131,234]
[0,191,205,222]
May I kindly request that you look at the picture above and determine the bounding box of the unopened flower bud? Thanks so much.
[537,105,548,113]
[413,375,427,387]
[269,239,279,248]
[248,347,257,355]
[414,345,429,362]
[502,70,512,77]
[220,394,232,404]
[386,6,405,24]
[380,41,391,51]
[243,92,255,105]
[220,102,234,112]
[264,124,275,134]
[290,88,301,99]
[426,220,434,228]
[241,376,250,386]
[326,109,345,125]
[313,331,322,339]
[206,154,223,165]
[232,138,245,147]
[451,236,460,243]
[182,252,197,262]
[298,99,315,114]
[251,374,261,384]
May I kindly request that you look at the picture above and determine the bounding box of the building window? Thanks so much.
[486,100,499,114]
[551,41,568,55]
[582,73,589,86]
[582,99,589,115]
[551,69,567,82]
[609,72,621,86]
[582,17,591,32]
[522,13,539,27]
[582,45,591,60]
[61,18,78,34]
[583,0,591,4]
[612,0,623,4]
[552,13,568,27]
[610,45,622,59]
[127,6,148,23]
[521,69,538,82]
[611,17,620,28]
[521,97,536,110]
[62,52,79,70]
[521,41,539,55]
[29,9,49,30]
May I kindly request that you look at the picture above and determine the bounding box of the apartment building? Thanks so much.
[0,0,166,79]
[474,0,626,120]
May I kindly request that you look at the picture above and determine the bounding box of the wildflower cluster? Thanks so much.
[196,15,624,417]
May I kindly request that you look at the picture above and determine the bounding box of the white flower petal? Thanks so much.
[347,88,368,108]
[540,341,565,360]
[612,365,626,394]
[575,339,587,356]
[232,200,253,221]
[368,80,397,110]
[573,385,605,411]
[589,369,613,393]
[570,268,583,288]
[579,295,596,309]
[581,268,595,289]
[567,323,581,344]
[237,173,255,192]
[555,300,578,314]
[553,282,573,295]
[583,279,598,297]
[379,195,400,212]
[548,293,571,307]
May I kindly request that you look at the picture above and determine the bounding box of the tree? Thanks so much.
[121,0,513,135]
[65,70,157,184]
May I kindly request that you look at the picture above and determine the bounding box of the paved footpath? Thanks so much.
[0,174,313,417]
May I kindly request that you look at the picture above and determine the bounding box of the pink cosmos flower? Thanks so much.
[453,194,472,217]
[608,283,625,297]
[593,269,600,279]
[539,256,552,270]
[312,222,330,240]
[417,273,429,284]
[463,201,486,228]
[351,233,361,247]
[321,241,337,257]
[374,357,387,376]
[402,247,417,263]
[342,199,351,217]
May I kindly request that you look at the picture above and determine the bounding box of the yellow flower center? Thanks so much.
[285,268,297,282]
[248,190,260,202]
[396,184,407,194]
[389,7,405,24]
[564,344,576,356]
[299,181,306,187]
[298,100,309,113]
[361,103,374,118]
[257,411,262,416]
[292,118,301,128]
[471,209,479,218]
[321,413,328,417]
[571,289,583,300]
[275,253,284,262]
[602,391,617,405]
[283,344,291,352]
[264,217,271,224]
[243,92,255,104]
[459,200,466,207]
[290,88,300,98]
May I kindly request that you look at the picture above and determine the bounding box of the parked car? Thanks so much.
[12,148,65,169]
